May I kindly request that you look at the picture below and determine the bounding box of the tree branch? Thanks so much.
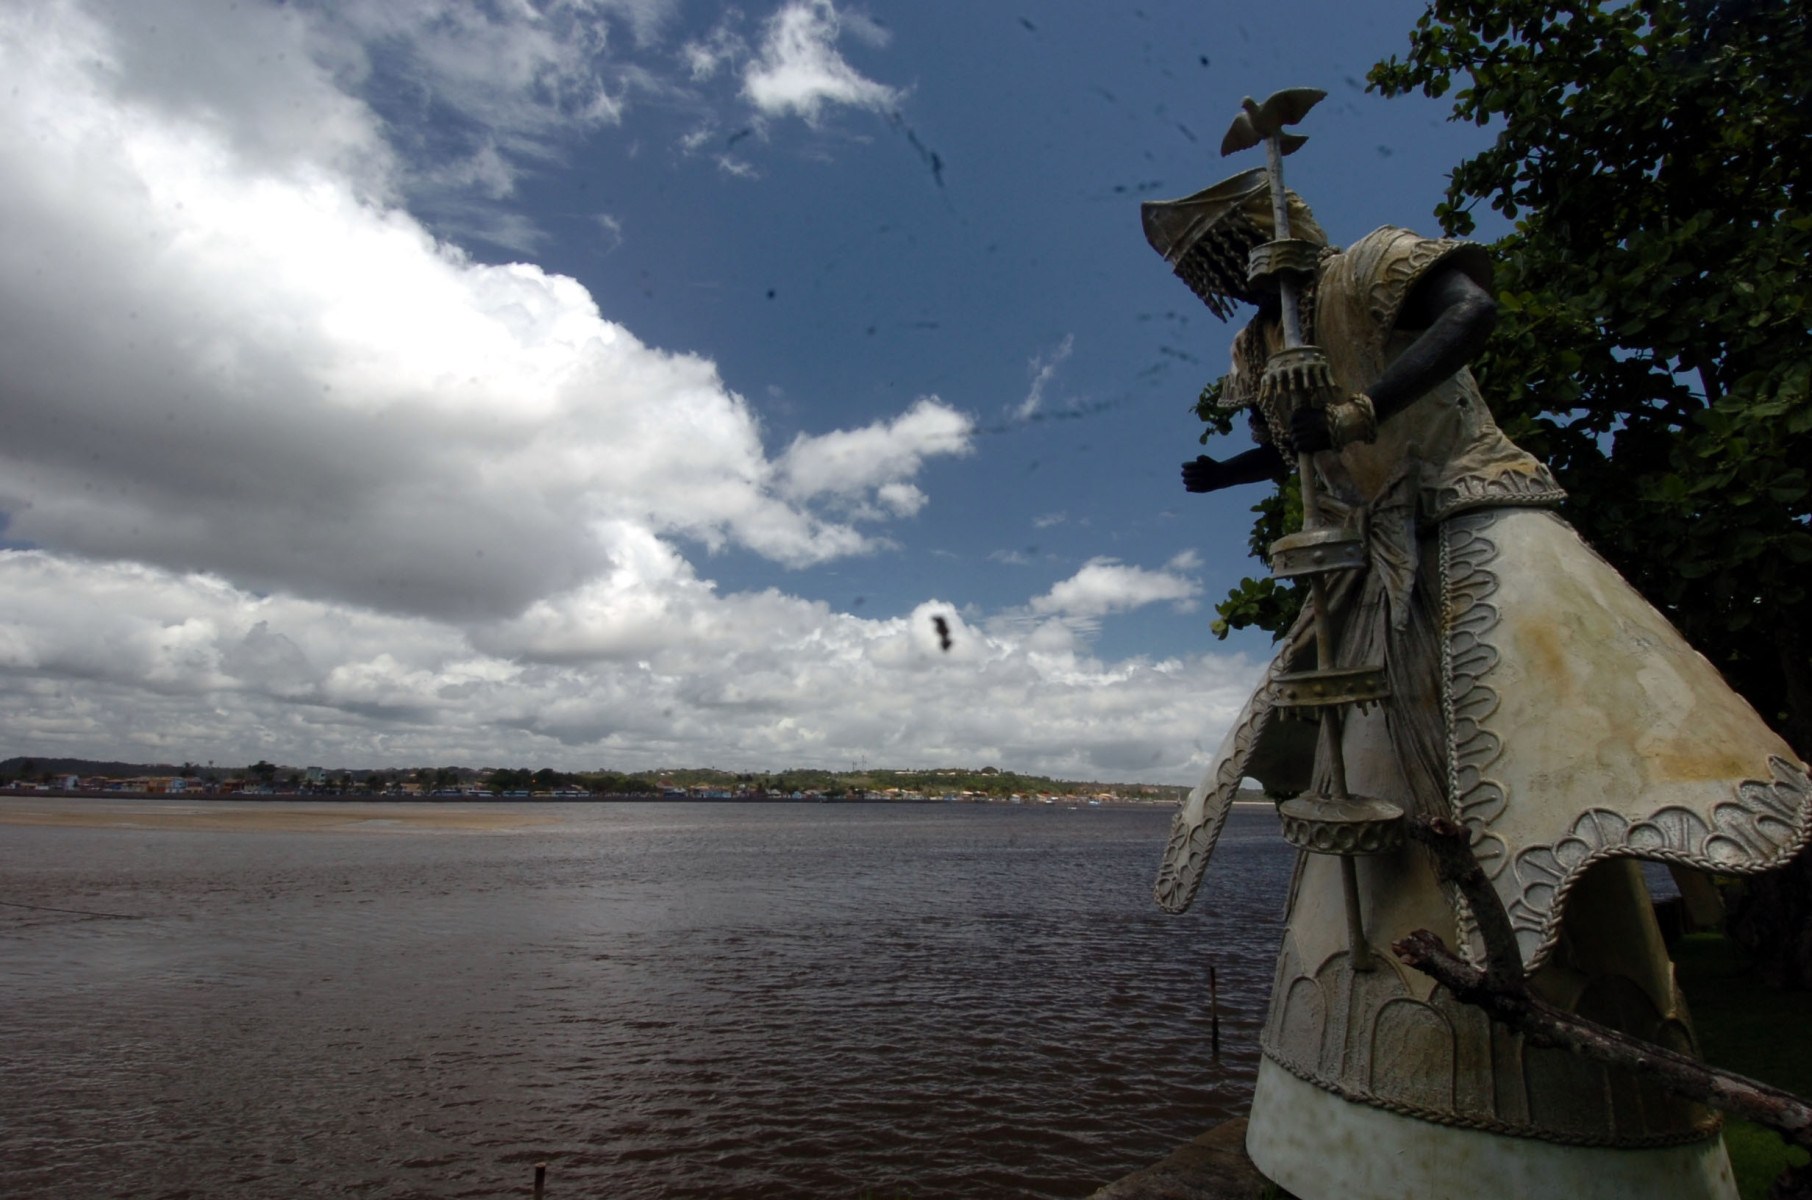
[1405,814,1524,989]
[1395,816,1812,1165]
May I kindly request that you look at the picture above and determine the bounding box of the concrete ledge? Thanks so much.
[1086,1117,1277,1200]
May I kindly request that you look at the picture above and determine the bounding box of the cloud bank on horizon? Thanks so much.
[0,0,1259,780]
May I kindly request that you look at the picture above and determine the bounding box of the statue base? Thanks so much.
[1245,1055,1738,1200]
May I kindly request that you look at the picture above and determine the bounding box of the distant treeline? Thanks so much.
[0,757,1188,801]
[655,766,1185,801]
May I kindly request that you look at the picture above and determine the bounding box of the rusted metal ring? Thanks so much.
[1269,527,1366,579]
[1268,665,1390,715]
[1246,238,1324,293]
[1278,794,1406,856]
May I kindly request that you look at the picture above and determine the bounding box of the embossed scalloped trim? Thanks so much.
[1153,668,1277,914]
[1507,757,1812,966]
[1441,515,1508,854]
[1426,469,1567,524]
[1361,230,1493,339]
[1438,509,1812,969]
[1153,617,1314,914]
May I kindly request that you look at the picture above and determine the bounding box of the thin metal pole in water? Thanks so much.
[534,1162,547,1198]
[1209,964,1222,1062]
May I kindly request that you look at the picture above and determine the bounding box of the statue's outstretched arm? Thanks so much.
[1292,266,1497,451]
[1181,443,1287,493]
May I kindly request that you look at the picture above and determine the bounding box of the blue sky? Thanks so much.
[0,0,1498,781]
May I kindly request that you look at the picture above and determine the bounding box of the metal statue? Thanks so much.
[1141,88,1812,1200]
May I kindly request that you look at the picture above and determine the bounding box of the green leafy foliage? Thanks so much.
[646,765,1183,800]
[582,771,660,795]
[1209,482,1304,640]
[1195,380,1308,640]
[1192,377,1239,441]
[483,766,658,794]
[1203,0,1810,747]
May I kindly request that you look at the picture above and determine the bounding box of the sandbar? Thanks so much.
[0,799,557,833]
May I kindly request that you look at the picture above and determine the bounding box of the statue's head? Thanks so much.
[1141,167,1328,320]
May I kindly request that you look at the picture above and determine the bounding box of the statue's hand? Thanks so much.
[1289,406,1332,454]
[1182,455,1230,493]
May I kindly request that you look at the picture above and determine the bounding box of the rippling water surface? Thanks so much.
[0,800,1291,1199]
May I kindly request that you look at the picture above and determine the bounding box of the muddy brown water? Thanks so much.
[0,799,1290,1199]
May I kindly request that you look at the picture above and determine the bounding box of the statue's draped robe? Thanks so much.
[1158,229,1812,1153]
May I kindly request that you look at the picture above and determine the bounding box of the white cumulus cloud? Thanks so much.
[1030,558,1202,622]
[0,1,964,623]
[776,397,974,513]
[742,0,901,124]
[0,551,1258,780]
[0,0,1254,784]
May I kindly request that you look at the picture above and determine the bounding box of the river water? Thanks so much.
[0,800,1292,1199]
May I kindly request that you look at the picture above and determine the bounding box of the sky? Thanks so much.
[0,0,1501,782]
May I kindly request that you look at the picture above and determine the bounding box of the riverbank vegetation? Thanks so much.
[0,756,1189,805]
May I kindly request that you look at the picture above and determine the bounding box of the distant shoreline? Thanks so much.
[0,793,1221,834]
[3,789,1181,806]
[0,798,558,832]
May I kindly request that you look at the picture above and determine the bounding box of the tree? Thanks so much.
[1364,0,1809,749]
[1194,384,1305,639]
[486,767,530,793]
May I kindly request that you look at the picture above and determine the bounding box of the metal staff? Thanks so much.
[1222,89,1402,971]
